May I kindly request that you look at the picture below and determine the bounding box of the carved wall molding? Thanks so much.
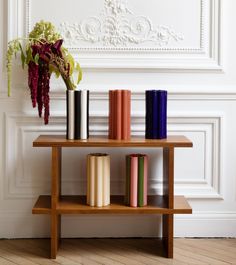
[59,0,184,49]
[7,0,222,70]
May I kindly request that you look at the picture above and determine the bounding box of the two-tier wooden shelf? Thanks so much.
[32,135,193,259]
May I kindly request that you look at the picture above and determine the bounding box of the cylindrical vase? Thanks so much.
[109,90,131,140]
[87,153,110,207]
[76,90,89,140]
[66,89,89,140]
[125,154,148,207]
[145,90,167,139]
[66,90,75,140]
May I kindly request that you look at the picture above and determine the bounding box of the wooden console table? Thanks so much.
[32,135,193,259]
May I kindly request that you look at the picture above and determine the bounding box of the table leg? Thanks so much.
[51,147,61,259]
[162,147,174,258]
[163,147,174,208]
[51,214,61,258]
[162,214,174,258]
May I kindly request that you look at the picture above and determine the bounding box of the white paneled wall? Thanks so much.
[1,0,236,238]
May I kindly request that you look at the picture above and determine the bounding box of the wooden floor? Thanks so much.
[0,238,235,265]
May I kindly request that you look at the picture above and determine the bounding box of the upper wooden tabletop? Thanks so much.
[33,135,193,148]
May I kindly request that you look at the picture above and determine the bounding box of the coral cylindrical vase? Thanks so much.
[109,90,131,140]
[87,153,110,207]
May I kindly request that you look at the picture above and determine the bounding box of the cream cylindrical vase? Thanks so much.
[66,90,75,140]
[87,153,110,207]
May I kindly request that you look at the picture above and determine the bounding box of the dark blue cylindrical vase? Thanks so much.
[157,90,167,139]
[145,91,152,139]
[145,90,167,139]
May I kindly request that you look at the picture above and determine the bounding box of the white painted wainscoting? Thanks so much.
[1,0,236,238]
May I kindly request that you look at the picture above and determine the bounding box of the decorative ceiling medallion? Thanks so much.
[59,0,184,47]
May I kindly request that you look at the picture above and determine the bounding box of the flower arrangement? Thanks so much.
[7,20,82,124]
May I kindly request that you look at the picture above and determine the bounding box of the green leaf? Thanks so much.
[26,47,33,64]
[49,64,61,78]
[20,50,26,69]
[54,69,61,78]
[62,47,68,53]
[76,63,82,84]
[34,53,39,65]
[66,53,75,76]
[19,43,26,69]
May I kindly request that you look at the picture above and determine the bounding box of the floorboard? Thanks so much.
[0,239,235,265]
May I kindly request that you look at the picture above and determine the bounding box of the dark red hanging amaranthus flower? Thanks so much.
[26,39,77,124]
[28,42,54,124]
[37,61,51,123]
[28,61,39,108]
[7,21,83,125]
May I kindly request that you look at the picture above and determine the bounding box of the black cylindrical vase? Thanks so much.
[66,90,89,140]
[74,90,81,139]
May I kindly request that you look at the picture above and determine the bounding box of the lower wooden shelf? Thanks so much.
[32,195,192,215]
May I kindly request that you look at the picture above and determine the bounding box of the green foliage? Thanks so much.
[6,20,82,96]
[76,63,83,84]
[19,43,26,69]
[6,40,22,96]
[63,49,82,86]
[29,20,61,44]
[34,54,39,65]
[66,53,75,76]
[25,46,33,64]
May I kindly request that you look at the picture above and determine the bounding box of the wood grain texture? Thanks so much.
[162,148,174,258]
[33,135,193,148]
[32,195,51,214]
[51,147,62,259]
[50,214,60,259]
[163,147,174,208]
[32,134,193,259]
[32,195,192,215]
[163,214,174,258]
[0,239,235,265]
[51,147,61,208]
